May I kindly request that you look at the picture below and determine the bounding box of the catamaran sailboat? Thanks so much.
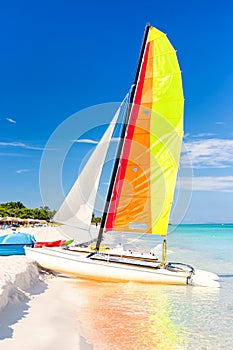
[25,25,219,287]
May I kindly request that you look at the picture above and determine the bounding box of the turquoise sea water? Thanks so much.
[67,224,233,349]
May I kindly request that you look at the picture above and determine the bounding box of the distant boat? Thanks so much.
[25,24,219,287]
[0,231,36,255]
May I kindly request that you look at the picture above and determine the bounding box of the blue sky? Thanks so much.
[0,0,233,223]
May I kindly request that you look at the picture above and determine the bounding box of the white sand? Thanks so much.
[0,226,92,350]
[0,277,87,350]
[0,226,63,313]
[0,226,65,312]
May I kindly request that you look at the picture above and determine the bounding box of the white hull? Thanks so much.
[24,246,219,287]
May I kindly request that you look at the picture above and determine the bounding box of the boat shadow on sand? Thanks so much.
[0,278,47,340]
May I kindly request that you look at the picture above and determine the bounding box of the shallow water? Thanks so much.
[66,225,233,349]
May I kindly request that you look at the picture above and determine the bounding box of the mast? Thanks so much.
[95,24,151,251]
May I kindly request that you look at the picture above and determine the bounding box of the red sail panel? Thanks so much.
[105,41,153,232]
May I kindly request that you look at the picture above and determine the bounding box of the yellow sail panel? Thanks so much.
[105,26,184,236]
[149,27,184,235]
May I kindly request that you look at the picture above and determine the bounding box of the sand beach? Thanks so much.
[0,226,91,350]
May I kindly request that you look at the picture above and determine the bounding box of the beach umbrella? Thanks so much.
[11,217,19,222]
[1,217,14,223]
[26,218,34,223]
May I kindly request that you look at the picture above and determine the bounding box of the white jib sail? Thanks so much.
[53,105,121,232]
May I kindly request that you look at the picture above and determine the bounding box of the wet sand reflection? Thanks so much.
[70,280,187,350]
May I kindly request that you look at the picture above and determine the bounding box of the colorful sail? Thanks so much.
[105,26,184,236]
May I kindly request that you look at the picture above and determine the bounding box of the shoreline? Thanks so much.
[0,225,231,349]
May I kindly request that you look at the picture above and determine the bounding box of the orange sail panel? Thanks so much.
[105,27,184,236]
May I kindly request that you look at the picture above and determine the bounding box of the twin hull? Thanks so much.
[25,247,190,285]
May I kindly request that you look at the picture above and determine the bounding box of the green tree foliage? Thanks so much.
[1,201,26,209]
[0,202,56,221]
[91,213,101,223]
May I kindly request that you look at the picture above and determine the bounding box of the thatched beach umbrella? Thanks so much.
[17,218,24,223]
[11,217,19,223]
[1,217,14,223]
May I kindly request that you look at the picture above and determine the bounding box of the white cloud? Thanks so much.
[183,133,190,139]
[215,121,225,125]
[0,141,43,150]
[181,138,233,169]
[192,133,216,138]
[72,139,98,144]
[0,152,29,157]
[178,176,233,193]
[16,169,29,174]
[6,118,16,124]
